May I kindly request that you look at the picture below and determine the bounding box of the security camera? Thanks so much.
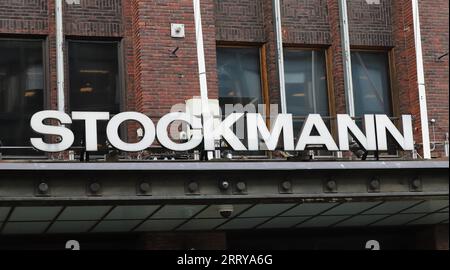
[218,205,234,219]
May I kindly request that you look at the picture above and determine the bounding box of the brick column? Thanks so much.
[326,0,347,115]
[262,0,281,109]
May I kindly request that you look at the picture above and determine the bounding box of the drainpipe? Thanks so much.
[412,0,432,159]
[193,0,213,159]
[55,0,65,112]
[338,0,355,118]
[273,0,287,114]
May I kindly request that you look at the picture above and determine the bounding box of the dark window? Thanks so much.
[284,49,330,140]
[351,51,392,117]
[284,49,329,117]
[216,47,265,155]
[217,47,263,114]
[352,51,397,155]
[68,41,120,150]
[0,39,44,155]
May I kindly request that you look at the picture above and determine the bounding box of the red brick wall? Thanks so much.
[64,0,123,37]
[327,0,347,115]
[263,0,281,108]
[391,0,420,132]
[132,0,218,120]
[348,0,394,47]
[419,0,449,157]
[282,0,330,45]
[0,0,48,35]
[215,0,265,43]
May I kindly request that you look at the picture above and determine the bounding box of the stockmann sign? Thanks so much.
[29,109,414,153]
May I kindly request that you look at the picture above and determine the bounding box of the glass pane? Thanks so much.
[0,39,44,154]
[284,49,330,142]
[351,51,392,116]
[68,41,120,150]
[284,49,329,117]
[217,47,264,155]
[217,47,262,113]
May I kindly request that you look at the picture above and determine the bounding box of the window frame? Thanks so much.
[0,36,48,159]
[350,47,399,119]
[65,38,125,156]
[216,43,270,117]
[351,47,401,158]
[283,46,337,146]
[282,46,336,120]
[65,38,125,114]
[216,43,270,158]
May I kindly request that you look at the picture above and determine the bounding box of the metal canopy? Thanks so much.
[0,200,448,235]
[0,161,448,235]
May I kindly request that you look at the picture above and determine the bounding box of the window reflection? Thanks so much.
[0,39,44,154]
[351,51,392,116]
[284,49,329,136]
[217,47,263,114]
[69,41,120,151]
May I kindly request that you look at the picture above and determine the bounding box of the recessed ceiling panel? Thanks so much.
[9,207,62,222]
[195,205,251,219]
[362,201,420,215]
[92,220,141,233]
[151,205,206,219]
[0,207,10,222]
[322,202,380,216]
[58,206,112,221]
[177,219,225,231]
[2,222,49,235]
[281,203,338,217]
[258,217,310,229]
[371,214,426,226]
[218,218,268,230]
[408,213,449,225]
[47,221,96,234]
[401,200,449,214]
[135,219,185,232]
[105,206,160,220]
[238,204,296,218]
[296,216,349,228]
[334,215,389,227]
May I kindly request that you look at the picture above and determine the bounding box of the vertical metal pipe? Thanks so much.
[193,0,213,158]
[312,51,317,113]
[273,0,287,114]
[55,0,65,112]
[338,0,355,118]
[412,0,432,159]
[193,0,210,117]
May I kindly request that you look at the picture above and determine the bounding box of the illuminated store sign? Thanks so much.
[29,110,414,153]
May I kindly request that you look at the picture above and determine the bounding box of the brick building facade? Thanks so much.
[0,0,448,250]
[0,0,448,157]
